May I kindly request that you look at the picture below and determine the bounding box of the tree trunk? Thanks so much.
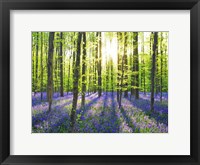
[117,32,121,103]
[54,49,58,94]
[135,32,139,99]
[111,58,114,95]
[151,32,158,111]
[119,52,124,109]
[67,56,71,95]
[40,32,43,100]
[155,37,159,95]
[142,32,146,95]
[98,32,102,97]
[81,32,87,107]
[35,32,39,95]
[119,33,124,108]
[105,55,109,95]
[133,32,139,99]
[143,59,146,95]
[131,33,135,97]
[149,33,152,93]
[60,32,64,97]
[32,35,35,96]
[124,32,128,98]
[94,33,98,93]
[93,50,96,93]
[160,32,163,102]
[47,32,55,111]
[70,32,82,133]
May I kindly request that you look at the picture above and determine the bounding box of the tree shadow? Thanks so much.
[110,93,120,133]
[125,96,168,125]
[32,92,73,106]
[120,103,135,132]
[77,93,101,116]
[98,93,108,125]
[96,92,121,133]
[75,93,105,133]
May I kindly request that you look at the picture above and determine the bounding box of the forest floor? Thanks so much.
[32,92,168,133]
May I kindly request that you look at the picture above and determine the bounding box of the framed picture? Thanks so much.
[0,0,200,164]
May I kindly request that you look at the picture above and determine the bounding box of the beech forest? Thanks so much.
[32,32,168,133]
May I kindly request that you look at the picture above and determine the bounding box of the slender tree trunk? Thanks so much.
[131,33,135,97]
[32,35,35,95]
[54,49,58,94]
[117,32,121,103]
[119,33,124,108]
[98,32,102,97]
[119,52,124,109]
[81,32,87,107]
[155,40,159,95]
[89,64,92,94]
[47,32,55,111]
[160,32,163,102]
[143,59,146,95]
[164,35,168,92]
[149,33,152,93]
[67,56,71,95]
[46,34,49,101]
[135,33,139,99]
[141,32,146,95]
[40,32,43,100]
[95,32,99,93]
[105,55,109,95]
[93,52,96,93]
[72,33,76,74]
[133,32,139,99]
[71,33,76,96]
[111,58,114,96]
[35,32,39,95]
[124,32,128,98]
[151,32,158,111]
[60,32,64,97]
[70,32,82,133]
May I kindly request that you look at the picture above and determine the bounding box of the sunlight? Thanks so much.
[102,32,118,67]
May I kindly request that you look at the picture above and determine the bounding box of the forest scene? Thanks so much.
[32,32,168,133]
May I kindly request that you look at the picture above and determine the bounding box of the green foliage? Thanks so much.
[32,32,168,95]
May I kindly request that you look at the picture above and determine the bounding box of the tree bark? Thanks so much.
[67,55,71,95]
[70,32,82,132]
[47,32,55,111]
[142,32,146,95]
[35,32,39,95]
[40,32,43,100]
[97,32,102,97]
[60,32,64,97]
[133,32,139,99]
[111,58,114,95]
[119,33,124,108]
[117,32,121,103]
[105,55,109,95]
[81,32,87,107]
[124,32,128,98]
[143,59,146,95]
[160,32,163,102]
[119,51,124,109]
[94,33,98,93]
[32,35,35,96]
[151,32,158,111]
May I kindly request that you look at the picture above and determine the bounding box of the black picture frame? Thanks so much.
[0,0,199,164]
